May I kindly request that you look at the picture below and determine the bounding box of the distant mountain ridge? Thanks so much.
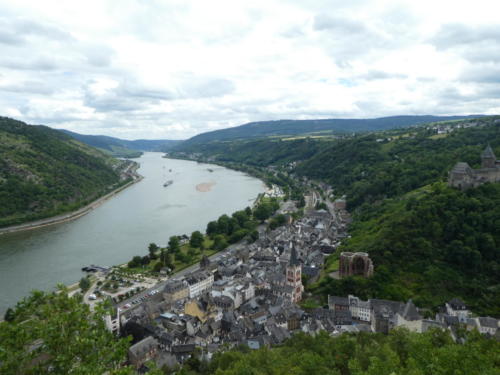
[179,115,483,147]
[61,129,182,157]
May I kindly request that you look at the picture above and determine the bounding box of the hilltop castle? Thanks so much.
[448,145,500,190]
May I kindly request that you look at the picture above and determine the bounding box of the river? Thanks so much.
[0,153,266,315]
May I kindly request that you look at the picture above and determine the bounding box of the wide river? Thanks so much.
[0,153,265,315]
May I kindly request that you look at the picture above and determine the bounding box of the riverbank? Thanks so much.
[0,172,143,236]
[0,154,267,315]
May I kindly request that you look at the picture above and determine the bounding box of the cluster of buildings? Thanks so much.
[116,206,351,370]
[427,119,493,135]
[328,295,499,339]
[263,184,285,199]
[107,186,498,373]
[448,145,500,190]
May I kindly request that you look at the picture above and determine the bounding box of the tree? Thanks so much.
[3,307,15,322]
[190,231,204,248]
[168,236,180,253]
[229,229,249,244]
[153,261,164,273]
[214,235,229,251]
[0,287,134,374]
[128,255,142,268]
[148,243,159,259]
[187,247,197,258]
[141,255,150,266]
[217,215,230,235]
[248,229,259,243]
[164,252,174,270]
[79,276,91,291]
[254,203,271,222]
[269,214,286,230]
[206,221,218,237]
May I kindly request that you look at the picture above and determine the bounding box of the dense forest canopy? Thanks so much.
[296,116,500,208]
[311,182,500,316]
[178,115,480,146]
[0,117,123,227]
[177,330,499,375]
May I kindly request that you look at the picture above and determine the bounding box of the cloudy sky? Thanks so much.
[0,0,499,140]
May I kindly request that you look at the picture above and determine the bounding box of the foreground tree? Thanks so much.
[0,287,133,374]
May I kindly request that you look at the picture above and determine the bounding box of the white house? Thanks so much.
[348,295,371,322]
[185,271,214,298]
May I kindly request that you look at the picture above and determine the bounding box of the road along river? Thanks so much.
[0,153,266,315]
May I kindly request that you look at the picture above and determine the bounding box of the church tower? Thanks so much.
[481,144,497,169]
[286,246,303,303]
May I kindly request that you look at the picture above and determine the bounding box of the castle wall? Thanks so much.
[474,168,500,184]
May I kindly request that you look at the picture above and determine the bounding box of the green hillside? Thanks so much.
[311,183,500,316]
[177,115,480,147]
[0,117,125,227]
[172,137,334,165]
[172,116,500,315]
[183,330,498,375]
[296,116,500,208]
[61,129,182,157]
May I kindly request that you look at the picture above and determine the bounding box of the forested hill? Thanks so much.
[171,116,500,316]
[177,115,480,147]
[61,129,182,158]
[0,117,125,227]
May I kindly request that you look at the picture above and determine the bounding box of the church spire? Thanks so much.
[481,144,496,168]
[481,144,496,159]
[289,246,300,267]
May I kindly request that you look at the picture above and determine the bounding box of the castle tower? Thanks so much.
[481,144,496,169]
[286,246,303,303]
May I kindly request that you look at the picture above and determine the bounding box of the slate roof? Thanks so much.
[451,162,473,174]
[481,144,496,159]
[171,344,195,354]
[185,270,212,285]
[401,299,421,321]
[478,317,498,329]
[448,298,467,310]
[129,336,158,359]
[329,296,349,306]
[289,246,300,267]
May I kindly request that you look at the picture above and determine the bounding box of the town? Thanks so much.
[87,189,499,372]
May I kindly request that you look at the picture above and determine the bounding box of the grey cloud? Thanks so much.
[312,14,395,65]
[434,86,478,105]
[430,23,500,50]
[0,16,73,42]
[313,15,367,34]
[83,81,176,113]
[0,80,54,95]
[83,44,115,67]
[181,78,235,99]
[0,57,58,71]
[357,70,407,80]
[0,30,24,45]
[281,25,306,38]
[120,83,176,101]
[460,65,500,83]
